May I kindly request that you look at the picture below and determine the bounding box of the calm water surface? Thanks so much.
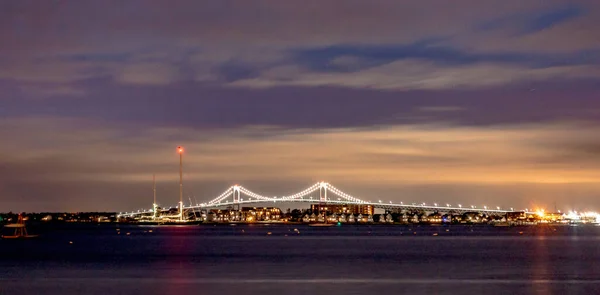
[1,224,599,295]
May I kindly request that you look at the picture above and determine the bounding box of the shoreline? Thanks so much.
[2,221,592,227]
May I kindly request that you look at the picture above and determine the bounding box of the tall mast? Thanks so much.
[178,146,184,221]
[153,174,157,219]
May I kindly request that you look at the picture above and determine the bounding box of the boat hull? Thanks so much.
[1,235,39,239]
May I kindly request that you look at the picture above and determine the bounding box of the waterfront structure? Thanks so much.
[1,214,38,239]
[204,207,282,223]
[310,203,374,215]
[241,207,281,222]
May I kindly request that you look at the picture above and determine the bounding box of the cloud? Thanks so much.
[417,106,465,112]
[4,78,600,130]
[523,5,584,33]
[17,83,86,98]
[1,0,599,88]
[2,117,600,211]
[480,5,584,34]
[228,59,600,90]
[2,1,600,212]
[115,62,183,85]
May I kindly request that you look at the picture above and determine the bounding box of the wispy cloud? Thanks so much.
[1,1,600,212]
[228,59,600,90]
[2,117,600,211]
[1,1,599,90]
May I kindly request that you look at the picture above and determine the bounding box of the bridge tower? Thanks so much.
[319,182,328,216]
[319,182,328,202]
[233,185,241,211]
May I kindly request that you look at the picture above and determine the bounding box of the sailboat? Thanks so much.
[1,214,39,239]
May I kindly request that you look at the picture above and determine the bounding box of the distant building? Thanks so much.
[506,211,526,221]
[311,204,374,215]
[240,207,281,222]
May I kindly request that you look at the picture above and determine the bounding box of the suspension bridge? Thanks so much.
[117,181,515,219]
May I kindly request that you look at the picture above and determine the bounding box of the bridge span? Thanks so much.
[118,182,515,219]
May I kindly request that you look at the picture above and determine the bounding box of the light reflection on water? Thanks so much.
[0,224,599,295]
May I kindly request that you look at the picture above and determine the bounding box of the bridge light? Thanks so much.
[458,204,462,208]
[497,206,500,210]
[379,200,382,203]
[471,205,475,209]
[446,204,450,207]
[510,208,514,211]
[434,203,437,206]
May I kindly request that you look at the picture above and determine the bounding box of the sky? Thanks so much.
[2,0,600,212]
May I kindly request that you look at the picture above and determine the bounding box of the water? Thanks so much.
[1,224,600,295]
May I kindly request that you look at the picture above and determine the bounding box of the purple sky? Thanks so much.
[2,1,600,212]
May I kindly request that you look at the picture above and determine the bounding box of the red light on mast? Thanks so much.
[177,146,184,153]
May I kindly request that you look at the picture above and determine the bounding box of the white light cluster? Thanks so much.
[278,183,321,200]
[121,181,520,216]
[238,187,275,201]
[326,184,366,203]
[207,187,234,205]
[561,211,600,224]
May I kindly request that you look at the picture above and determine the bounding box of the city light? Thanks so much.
[536,209,545,217]
[119,181,600,227]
